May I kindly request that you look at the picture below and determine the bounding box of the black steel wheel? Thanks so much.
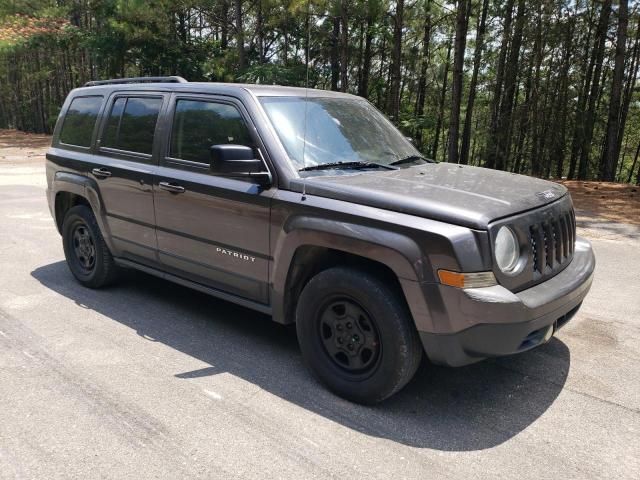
[71,223,97,272]
[318,297,381,375]
[62,204,118,288]
[296,266,423,404]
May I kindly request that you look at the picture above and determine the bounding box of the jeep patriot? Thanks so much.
[46,77,595,403]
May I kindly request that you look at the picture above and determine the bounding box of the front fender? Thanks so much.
[273,216,428,282]
[270,215,436,331]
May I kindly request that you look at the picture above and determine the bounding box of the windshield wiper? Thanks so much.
[389,154,432,167]
[299,161,397,172]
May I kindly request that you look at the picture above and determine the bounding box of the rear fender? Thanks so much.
[52,171,115,252]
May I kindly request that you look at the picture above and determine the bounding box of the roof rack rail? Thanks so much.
[83,76,188,87]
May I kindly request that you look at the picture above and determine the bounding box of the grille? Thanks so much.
[529,209,575,274]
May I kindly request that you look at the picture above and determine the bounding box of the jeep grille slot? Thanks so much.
[529,209,575,274]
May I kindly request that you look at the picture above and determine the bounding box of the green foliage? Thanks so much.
[0,0,639,183]
[239,62,315,86]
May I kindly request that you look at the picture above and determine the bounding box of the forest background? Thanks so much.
[1,0,639,184]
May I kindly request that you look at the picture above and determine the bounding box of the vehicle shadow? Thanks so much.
[32,261,570,452]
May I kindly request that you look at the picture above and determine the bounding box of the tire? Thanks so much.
[61,204,118,288]
[296,266,423,404]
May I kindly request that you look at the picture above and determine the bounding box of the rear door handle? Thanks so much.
[159,181,186,194]
[91,167,112,178]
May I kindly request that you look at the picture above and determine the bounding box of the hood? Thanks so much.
[293,163,568,229]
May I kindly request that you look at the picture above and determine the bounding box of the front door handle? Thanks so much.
[91,167,112,178]
[159,181,186,194]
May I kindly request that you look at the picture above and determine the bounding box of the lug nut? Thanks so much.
[336,324,343,331]
[337,337,343,344]
[346,322,352,329]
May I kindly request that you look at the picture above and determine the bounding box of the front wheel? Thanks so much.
[296,267,423,404]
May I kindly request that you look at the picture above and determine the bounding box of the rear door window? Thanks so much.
[169,99,253,164]
[59,96,103,147]
[102,96,163,155]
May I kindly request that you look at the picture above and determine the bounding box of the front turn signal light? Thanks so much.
[437,270,497,289]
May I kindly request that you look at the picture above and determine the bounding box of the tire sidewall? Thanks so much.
[296,268,419,403]
[62,206,108,287]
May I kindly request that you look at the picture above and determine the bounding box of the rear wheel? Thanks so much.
[62,205,118,288]
[296,267,423,404]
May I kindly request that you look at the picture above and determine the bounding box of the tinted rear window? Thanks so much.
[59,96,103,147]
[102,97,126,148]
[102,97,162,155]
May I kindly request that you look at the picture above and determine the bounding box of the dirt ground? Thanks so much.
[1,129,638,225]
[0,129,51,161]
[558,180,640,226]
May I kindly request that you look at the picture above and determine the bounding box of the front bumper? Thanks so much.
[419,237,595,366]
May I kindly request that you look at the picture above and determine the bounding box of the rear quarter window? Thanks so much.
[59,96,103,147]
[102,96,163,155]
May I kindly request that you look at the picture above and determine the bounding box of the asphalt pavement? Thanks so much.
[0,154,638,479]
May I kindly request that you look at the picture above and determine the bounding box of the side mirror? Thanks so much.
[209,144,271,185]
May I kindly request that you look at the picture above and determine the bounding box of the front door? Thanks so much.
[91,93,166,264]
[154,95,272,304]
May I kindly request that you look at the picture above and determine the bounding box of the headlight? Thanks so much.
[494,226,519,273]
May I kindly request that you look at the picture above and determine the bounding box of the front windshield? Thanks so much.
[259,96,421,171]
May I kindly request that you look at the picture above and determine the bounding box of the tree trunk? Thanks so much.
[614,13,640,179]
[600,0,628,181]
[414,1,432,149]
[554,12,576,179]
[485,0,516,168]
[512,36,537,175]
[357,20,365,92]
[432,39,452,160]
[340,1,349,92]
[578,0,612,180]
[257,0,265,64]
[234,0,246,70]
[568,3,595,179]
[220,1,229,50]
[529,2,548,177]
[387,0,404,121]
[460,0,488,165]
[330,16,340,91]
[376,33,387,107]
[447,0,472,164]
[618,131,629,179]
[629,140,640,183]
[492,0,526,171]
[283,13,289,65]
[358,8,374,98]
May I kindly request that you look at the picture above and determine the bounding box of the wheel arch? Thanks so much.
[52,172,115,252]
[54,191,90,232]
[270,218,434,331]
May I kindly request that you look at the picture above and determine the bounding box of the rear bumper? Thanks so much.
[420,237,595,366]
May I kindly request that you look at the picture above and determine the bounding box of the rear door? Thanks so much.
[91,92,167,264]
[89,91,167,265]
[153,94,273,304]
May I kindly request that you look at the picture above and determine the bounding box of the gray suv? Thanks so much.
[46,77,595,403]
